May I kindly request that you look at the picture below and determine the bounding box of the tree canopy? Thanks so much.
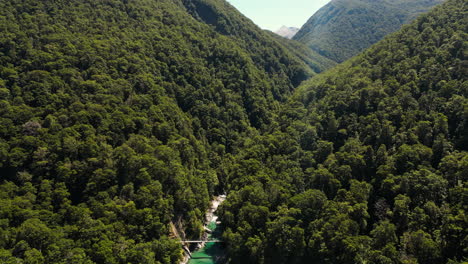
[0,0,466,263]
[293,0,444,62]
[219,0,467,263]
[0,0,320,262]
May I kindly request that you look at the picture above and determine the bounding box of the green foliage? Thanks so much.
[219,0,467,263]
[0,0,317,262]
[0,0,465,263]
[294,0,444,62]
[267,31,337,73]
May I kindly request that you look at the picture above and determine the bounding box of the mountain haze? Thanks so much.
[268,31,338,73]
[294,0,445,62]
[275,26,300,39]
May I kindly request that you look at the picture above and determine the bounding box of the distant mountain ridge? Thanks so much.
[294,0,444,62]
[267,31,337,73]
[275,25,300,39]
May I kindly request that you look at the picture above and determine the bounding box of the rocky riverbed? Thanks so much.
[181,195,226,264]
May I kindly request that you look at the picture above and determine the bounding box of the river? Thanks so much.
[185,195,226,264]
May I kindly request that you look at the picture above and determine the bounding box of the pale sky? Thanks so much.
[227,0,331,31]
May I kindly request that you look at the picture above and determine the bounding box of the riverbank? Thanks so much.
[181,195,226,264]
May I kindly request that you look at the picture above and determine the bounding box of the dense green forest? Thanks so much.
[219,0,467,263]
[293,0,444,62]
[0,0,321,262]
[0,0,466,263]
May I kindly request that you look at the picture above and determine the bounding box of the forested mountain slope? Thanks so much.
[182,0,319,84]
[267,31,337,73]
[219,0,467,263]
[0,0,318,262]
[293,0,444,62]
